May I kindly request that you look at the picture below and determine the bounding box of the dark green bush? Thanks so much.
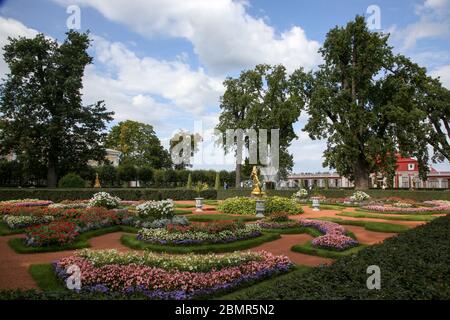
[0,188,216,202]
[223,215,450,300]
[57,173,85,188]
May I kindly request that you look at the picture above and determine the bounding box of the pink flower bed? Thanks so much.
[53,251,292,299]
[362,204,450,213]
[299,219,358,251]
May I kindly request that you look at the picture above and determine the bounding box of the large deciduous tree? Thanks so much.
[105,120,172,169]
[216,64,303,187]
[0,31,113,187]
[294,16,445,189]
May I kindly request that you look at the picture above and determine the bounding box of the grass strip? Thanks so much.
[337,211,436,221]
[120,232,280,254]
[0,221,25,236]
[291,241,368,259]
[28,264,67,292]
[8,225,139,254]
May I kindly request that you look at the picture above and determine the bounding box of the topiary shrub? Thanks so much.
[58,173,85,188]
[265,196,303,215]
[218,197,256,215]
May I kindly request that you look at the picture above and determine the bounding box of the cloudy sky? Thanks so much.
[0,0,449,172]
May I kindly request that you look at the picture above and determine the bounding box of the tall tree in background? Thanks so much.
[0,31,113,187]
[106,120,172,169]
[293,16,442,189]
[216,64,303,187]
[169,130,202,170]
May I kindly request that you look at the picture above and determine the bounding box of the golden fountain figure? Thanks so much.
[250,166,265,197]
[94,173,101,188]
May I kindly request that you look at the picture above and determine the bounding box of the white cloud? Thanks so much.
[0,17,39,77]
[389,0,450,50]
[430,65,450,88]
[53,0,321,73]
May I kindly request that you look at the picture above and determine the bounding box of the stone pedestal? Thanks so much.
[195,197,204,212]
[255,199,265,218]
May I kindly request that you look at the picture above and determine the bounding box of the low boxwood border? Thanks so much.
[313,217,410,233]
[337,211,436,221]
[120,232,280,254]
[291,241,368,259]
[8,225,139,254]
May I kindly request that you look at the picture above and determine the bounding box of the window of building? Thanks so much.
[408,163,415,171]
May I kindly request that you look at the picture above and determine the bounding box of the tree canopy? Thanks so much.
[0,31,113,187]
[292,16,449,189]
[216,64,303,187]
[105,120,172,169]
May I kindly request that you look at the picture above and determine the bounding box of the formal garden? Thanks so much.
[0,188,448,300]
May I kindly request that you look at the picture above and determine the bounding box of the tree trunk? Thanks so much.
[354,156,370,190]
[47,161,57,188]
[235,163,242,188]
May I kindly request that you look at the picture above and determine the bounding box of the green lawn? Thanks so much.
[313,217,410,233]
[28,264,67,292]
[120,232,280,254]
[307,204,345,211]
[337,211,436,221]
[8,225,139,254]
[0,221,25,236]
[291,241,368,259]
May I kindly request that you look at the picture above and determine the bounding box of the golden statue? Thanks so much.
[94,173,101,188]
[251,166,265,197]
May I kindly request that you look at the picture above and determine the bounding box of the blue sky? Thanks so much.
[0,0,449,172]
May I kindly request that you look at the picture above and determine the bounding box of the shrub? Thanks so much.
[350,191,370,202]
[218,197,256,215]
[267,212,290,222]
[58,173,85,188]
[292,189,308,200]
[25,221,79,247]
[136,199,174,219]
[265,196,303,215]
[88,192,121,209]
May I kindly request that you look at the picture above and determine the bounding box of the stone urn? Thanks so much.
[255,199,266,218]
[195,197,204,212]
[311,197,320,211]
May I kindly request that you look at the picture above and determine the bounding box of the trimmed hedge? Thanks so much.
[0,188,217,202]
[217,188,450,201]
[221,215,450,299]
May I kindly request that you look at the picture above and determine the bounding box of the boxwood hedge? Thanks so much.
[0,188,216,202]
[222,214,450,300]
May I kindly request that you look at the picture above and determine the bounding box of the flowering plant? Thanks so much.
[362,203,450,213]
[25,221,79,246]
[53,250,293,299]
[3,214,54,229]
[267,212,290,222]
[349,191,370,202]
[137,224,262,245]
[0,199,53,207]
[299,219,358,251]
[136,199,174,219]
[88,192,121,209]
[293,189,308,200]
[167,220,243,234]
[256,220,299,229]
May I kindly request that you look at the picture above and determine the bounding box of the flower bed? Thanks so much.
[299,219,358,251]
[136,199,174,219]
[2,215,54,229]
[88,192,121,209]
[25,221,79,247]
[53,250,293,299]
[137,224,262,245]
[256,212,299,229]
[0,199,53,207]
[361,203,450,214]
